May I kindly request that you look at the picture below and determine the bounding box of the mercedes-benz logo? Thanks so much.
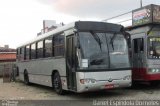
[108,78,113,82]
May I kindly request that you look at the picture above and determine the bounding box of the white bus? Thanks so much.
[17,21,131,94]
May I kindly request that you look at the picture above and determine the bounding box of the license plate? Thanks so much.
[105,84,114,89]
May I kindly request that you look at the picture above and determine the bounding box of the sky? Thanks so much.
[0,0,160,49]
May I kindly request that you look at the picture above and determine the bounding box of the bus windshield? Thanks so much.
[78,32,130,69]
[148,37,160,59]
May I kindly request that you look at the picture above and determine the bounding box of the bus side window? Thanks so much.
[21,47,25,61]
[24,47,26,60]
[31,43,36,59]
[44,37,52,57]
[37,41,44,58]
[53,34,65,57]
[26,45,30,60]
[19,48,22,61]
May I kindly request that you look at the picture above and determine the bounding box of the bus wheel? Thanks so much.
[53,72,64,95]
[24,71,30,85]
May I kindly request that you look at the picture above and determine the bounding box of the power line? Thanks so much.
[102,11,132,22]
[116,18,132,24]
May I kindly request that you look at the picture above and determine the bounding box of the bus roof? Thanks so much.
[17,21,123,48]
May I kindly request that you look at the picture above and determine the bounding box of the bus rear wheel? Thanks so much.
[24,71,30,85]
[53,72,64,95]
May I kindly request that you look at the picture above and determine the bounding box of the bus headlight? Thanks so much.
[80,78,97,84]
[123,75,131,80]
[148,68,160,73]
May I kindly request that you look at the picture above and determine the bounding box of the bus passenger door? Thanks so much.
[66,35,77,91]
[132,37,145,80]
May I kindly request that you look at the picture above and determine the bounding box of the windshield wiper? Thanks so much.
[90,58,104,65]
[110,33,117,50]
[90,31,102,51]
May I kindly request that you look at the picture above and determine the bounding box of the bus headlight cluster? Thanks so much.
[80,78,97,84]
[148,68,160,73]
[123,75,131,80]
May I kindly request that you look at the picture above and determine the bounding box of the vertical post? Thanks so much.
[140,0,142,8]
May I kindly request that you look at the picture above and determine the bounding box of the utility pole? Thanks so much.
[140,0,142,8]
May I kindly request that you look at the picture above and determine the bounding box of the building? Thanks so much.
[0,45,16,63]
[37,20,64,36]
[0,45,16,77]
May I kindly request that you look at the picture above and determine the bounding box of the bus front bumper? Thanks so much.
[76,80,132,93]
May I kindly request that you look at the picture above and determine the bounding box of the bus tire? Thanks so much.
[53,72,64,95]
[24,71,30,85]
